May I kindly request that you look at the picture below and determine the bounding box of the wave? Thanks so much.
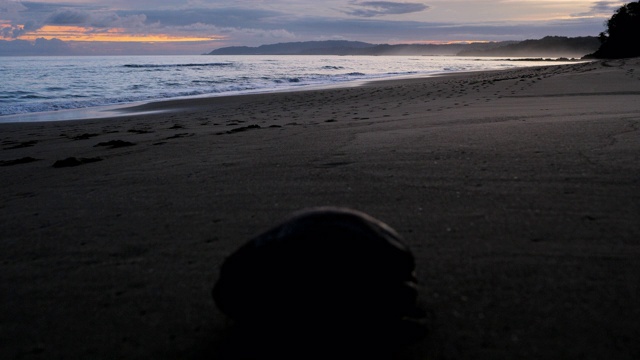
[273,78,302,84]
[0,70,426,116]
[123,62,234,68]
[0,84,261,116]
[1,55,559,120]
[19,94,50,100]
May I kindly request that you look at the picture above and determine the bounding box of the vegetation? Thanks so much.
[458,36,599,58]
[208,38,597,57]
[587,1,640,58]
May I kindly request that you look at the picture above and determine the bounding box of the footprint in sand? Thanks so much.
[3,140,38,150]
[217,125,261,135]
[127,129,153,134]
[165,133,194,140]
[317,161,352,168]
[94,140,136,149]
[0,157,40,166]
[52,157,103,168]
[70,133,100,140]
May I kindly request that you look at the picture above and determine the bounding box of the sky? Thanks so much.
[0,0,627,55]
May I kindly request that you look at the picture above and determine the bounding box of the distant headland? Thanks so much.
[207,36,600,58]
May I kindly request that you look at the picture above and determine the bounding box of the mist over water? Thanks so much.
[1,55,575,121]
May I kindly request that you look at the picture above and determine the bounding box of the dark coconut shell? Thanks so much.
[213,207,421,330]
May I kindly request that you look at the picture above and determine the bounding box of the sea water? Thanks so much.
[0,55,572,122]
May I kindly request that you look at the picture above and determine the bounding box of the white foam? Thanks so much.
[1,55,578,122]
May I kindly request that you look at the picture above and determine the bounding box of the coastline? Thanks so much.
[0,76,382,124]
[0,57,583,124]
[1,58,639,359]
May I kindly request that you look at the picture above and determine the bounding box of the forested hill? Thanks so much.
[208,37,599,58]
[458,36,600,58]
[207,40,514,56]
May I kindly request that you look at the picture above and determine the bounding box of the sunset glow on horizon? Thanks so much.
[2,25,223,43]
[0,0,624,55]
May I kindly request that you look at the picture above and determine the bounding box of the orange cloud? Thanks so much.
[14,25,223,42]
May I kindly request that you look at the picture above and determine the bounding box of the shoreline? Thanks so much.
[0,78,389,124]
[0,59,586,124]
[1,58,639,359]
[0,71,473,124]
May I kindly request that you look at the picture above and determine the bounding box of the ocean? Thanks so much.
[0,55,573,123]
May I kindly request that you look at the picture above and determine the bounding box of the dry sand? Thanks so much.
[1,58,639,359]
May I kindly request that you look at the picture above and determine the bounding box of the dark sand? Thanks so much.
[1,58,639,359]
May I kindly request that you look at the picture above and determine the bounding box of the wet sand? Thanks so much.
[1,58,640,359]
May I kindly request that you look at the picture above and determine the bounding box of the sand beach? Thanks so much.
[1,58,639,359]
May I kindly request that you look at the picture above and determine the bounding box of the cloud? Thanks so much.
[1,26,20,38]
[44,9,148,29]
[175,22,296,44]
[0,0,27,37]
[0,1,615,54]
[0,0,27,14]
[571,1,624,18]
[1,2,295,45]
[0,37,73,55]
[132,8,284,28]
[46,9,91,25]
[115,8,294,41]
[344,1,429,17]
[0,7,150,39]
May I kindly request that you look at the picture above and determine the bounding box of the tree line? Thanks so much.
[587,1,640,58]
